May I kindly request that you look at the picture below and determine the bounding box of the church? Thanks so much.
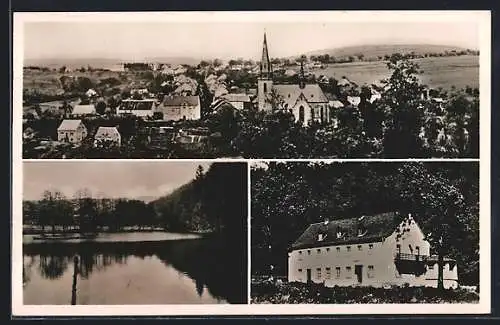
[257,33,331,127]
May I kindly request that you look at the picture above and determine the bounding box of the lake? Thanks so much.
[23,232,247,305]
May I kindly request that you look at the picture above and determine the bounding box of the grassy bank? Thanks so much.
[251,281,479,304]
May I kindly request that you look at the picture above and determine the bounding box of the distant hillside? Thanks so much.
[304,44,475,59]
[24,56,200,69]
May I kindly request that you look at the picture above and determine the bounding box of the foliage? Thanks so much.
[251,162,479,286]
[251,282,479,304]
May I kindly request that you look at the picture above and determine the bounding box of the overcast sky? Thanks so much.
[23,161,212,201]
[23,20,480,61]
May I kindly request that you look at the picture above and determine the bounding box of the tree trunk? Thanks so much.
[437,253,444,290]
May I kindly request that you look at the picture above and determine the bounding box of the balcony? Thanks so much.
[394,253,427,276]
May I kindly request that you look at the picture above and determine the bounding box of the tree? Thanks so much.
[95,101,107,115]
[397,163,471,290]
[379,54,426,158]
[195,165,205,181]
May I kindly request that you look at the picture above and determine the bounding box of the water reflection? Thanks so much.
[23,237,246,304]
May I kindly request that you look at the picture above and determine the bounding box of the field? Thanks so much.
[314,55,479,90]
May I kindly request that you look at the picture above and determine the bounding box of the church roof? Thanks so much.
[290,212,404,250]
[274,84,329,107]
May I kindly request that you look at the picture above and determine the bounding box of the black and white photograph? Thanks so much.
[12,10,491,317]
[16,12,484,159]
[21,161,248,305]
[251,161,480,304]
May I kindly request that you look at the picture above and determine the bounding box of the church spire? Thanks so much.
[260,32,272,79]
[299,59,306,89]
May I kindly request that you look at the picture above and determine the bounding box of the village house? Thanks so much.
[155,95,201,121]
[257,33,331,126]
[94,126,121,147]
[57,119,88,145]
[288,212,459,289]
[71,104,96,117]
[221,93,253,110]
[85,88,98,98]
[117,98,157,117]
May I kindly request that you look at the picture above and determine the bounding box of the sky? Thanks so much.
[23,161,212,201]
[23,20,480,61]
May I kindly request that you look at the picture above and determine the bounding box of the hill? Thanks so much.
[304,44,475,59]
[24,56,200,70]
[314,55,479,90]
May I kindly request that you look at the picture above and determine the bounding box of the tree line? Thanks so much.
[251,161,479,288]
[23,163,248,238]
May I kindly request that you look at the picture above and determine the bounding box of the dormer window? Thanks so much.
[357,227,367,237]
[336,226,343,239]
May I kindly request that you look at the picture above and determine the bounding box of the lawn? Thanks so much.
[314,55,479,91]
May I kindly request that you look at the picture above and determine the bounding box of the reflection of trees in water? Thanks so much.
[25,242,133,281]
[23,256,36,285]
[38,255,69,280]
[23,238,246,304]
[155,238,246,304]
[195,278,204,297]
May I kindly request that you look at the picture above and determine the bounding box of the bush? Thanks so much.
[250,282,479,304]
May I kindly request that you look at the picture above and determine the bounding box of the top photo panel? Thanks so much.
[15,11,488,159]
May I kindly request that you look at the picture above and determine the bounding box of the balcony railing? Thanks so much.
[395,253,427,262]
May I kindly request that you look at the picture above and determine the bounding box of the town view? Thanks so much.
[22,24,479,159]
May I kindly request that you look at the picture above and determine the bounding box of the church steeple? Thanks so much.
[299,59,306,89]
[260,32,272,80]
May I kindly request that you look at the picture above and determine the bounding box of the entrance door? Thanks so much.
[306,269,312,283]
[355,265,363,283]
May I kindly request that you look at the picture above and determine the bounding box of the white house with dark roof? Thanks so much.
[71,104,96,116]
[288,212,459,289]
[57,119,88,145]
[257,33,331,126]
[117,99,157,117]
[156,95,201,121]
[222,93,253,110]
[94,126,121,147]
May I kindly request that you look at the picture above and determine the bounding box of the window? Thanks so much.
[317,268,322,279]
[263,83,267,93]
[396,244,401,254]
[428,264,435,270]
[326,267,331,279]
[369,244,374,249]
[311,107,315,120]
[358,245,362,251]
[307,250,311,255]
[336,267,341,278]
[346,266,352,279]
[317,249,321,254]
[326,248,330,252]
[298,269,303,272]
[409,244,414,254]
[299,251,302,255]
[288,94,291,98]
[336,247,340,253]
[368,265,374,278]
[318,233,324,241]
[416,246,420,255]
[347,246,351,252]
[299,106,305,123]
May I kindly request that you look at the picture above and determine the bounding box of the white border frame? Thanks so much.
[12,10,491,316]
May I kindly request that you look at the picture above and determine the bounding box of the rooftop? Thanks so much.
[290,212,404,250]
[57,119,84,131]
